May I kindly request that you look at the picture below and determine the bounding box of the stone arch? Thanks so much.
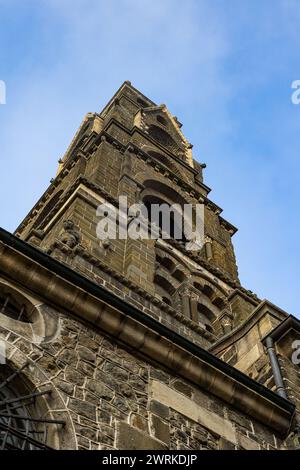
[133,169,195,207]
[0,341,76,449]
[153,276,174,306]
[155,247,190,281]
[192,272,229,298]
[139,180,191,243]
[141,179,189,206]
[173,267,186,283]
[154,270,178,295]
[192,276,229,327]
[0,280,61,346]
[142,146,189,182]
[195,294,219,320]
[147,124,178,152]
[168,274,230,331]
[155,245,192,273]
[154,248,189,308]
[197,302,216,323]
[156,115,167,127]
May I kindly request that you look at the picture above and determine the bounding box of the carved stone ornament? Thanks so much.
[59,220,81,248]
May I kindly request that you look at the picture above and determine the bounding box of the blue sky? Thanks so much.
[0,0,299,317]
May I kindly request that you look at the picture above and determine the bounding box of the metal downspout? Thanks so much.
[265,336,287,399]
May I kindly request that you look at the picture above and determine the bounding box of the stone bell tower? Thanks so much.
[15,81,242,347]
[0,81,299,450]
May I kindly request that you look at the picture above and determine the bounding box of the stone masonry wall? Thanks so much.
[0,299,289,450]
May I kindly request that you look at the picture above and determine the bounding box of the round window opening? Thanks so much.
[0,287,35,324]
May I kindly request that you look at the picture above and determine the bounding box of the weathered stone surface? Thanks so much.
[131,414,148,432]
[116,422,167,450]
[151,415,170,446]
[113,397,131,413]
[59,348,78,364]
[192,429,209,446]
[103,362,128,381]
[86,379,114,400]
[79,334,99,352]
[94,369,119,388]
[77,346,96,364]
[238,434,260,450]
[150,400,170,419]
[75,425,98,441]
[65,368,85,386]
[227,410,253,431]
[172,380,192,397]
[219,437,236,450]
[58,381,74,395]
[76,361,95,377]
[77,435,90,449]
[119,383,135,398]
[150,368,169,384]
[150,380,237,445]
[129,377,146,391]
[69,398,96,420]
[98,410,112,425]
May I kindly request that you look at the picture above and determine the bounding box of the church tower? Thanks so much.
[15,81,241,344]
[0,82,299,450]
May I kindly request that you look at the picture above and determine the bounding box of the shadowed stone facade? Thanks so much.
[0,81,299,450]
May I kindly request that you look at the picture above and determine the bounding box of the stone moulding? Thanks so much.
[210,299,288,356]
[46,239,213,340]
[15,128,233,237]
[0,228,295,436]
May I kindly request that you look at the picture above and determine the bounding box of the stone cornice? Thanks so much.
[46,240,214,341]
[14,153,85,235]
[262,314,300,344]
[19,173,235,284]
[227,288,260,306]
[102,129,237,234]
[166,238,240,288]
[16,174,258,305]
[15,126,237,239]
[0,228,295,436]
[210,300,288,355]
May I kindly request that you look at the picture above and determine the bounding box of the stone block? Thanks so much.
[150,415,170,446]
[150,380,237,445]
[150,400,170,419]
[69,398,96,421]
[116,422,167,450]
[86,379,114,400]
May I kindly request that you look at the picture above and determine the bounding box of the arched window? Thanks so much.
[197,303,215,324]
[141,180,191,243]
[0,380,37,449]
[143,195,187,242]
[154,273,175,307]
[0,292,32,323]
[148,124,177,151]
[0,365,57,450]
